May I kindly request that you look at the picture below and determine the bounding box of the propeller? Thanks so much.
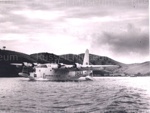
[10,62,37,67]
[72,63,82,69]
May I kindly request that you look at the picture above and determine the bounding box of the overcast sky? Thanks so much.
[0,0,149,64]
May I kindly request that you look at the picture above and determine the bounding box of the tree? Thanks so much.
[137,72,142,76]
[3,46,6,50]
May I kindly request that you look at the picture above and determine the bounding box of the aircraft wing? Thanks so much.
[53,64,119,71]
[10,62,37,67]
[10,63,23,66]
[76,65,119,71]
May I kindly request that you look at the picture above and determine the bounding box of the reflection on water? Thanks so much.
[0,77,150,113]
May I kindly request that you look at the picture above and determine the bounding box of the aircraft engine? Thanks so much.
[51,64,62,69]
[57,63,73,69]
[63,65,74,68]
[23,62,33,67]
[73,63,82,69]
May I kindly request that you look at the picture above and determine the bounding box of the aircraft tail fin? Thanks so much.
[83,49,89,65]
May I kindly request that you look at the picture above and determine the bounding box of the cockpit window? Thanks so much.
[36,64,47,68]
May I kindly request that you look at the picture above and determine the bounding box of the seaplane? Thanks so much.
[11,49,119,81]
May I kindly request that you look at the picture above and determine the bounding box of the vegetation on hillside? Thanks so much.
[0,49,149,77]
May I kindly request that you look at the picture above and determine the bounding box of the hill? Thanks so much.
[30,53,74,64]
[60,53,126,76]
[0,49,149,77]
[60,53,125,66]
[60,54,83,64]
[60,53,150,75]
[0,50,36,63]
[115,61,150,75]
[0,50,36,77]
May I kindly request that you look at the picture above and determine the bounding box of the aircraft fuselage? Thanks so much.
[28,65,91,81]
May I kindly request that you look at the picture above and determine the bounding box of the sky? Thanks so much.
[0,0,149,64]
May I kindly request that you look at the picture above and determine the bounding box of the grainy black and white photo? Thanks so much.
[0,0,149,113]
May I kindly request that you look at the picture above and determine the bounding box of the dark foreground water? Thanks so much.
[0,77,150,113]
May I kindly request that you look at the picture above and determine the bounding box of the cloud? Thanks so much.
[0,0,149,63]
[91,23,149,56]
[12,10,66,20]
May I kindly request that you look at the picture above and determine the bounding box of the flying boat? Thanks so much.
[11,49,119,81]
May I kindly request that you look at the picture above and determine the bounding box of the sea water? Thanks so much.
[0,77,150,113]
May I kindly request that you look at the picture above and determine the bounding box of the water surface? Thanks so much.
[0,77,150,113]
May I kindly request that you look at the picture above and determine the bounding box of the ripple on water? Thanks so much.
[0,77,150,113]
